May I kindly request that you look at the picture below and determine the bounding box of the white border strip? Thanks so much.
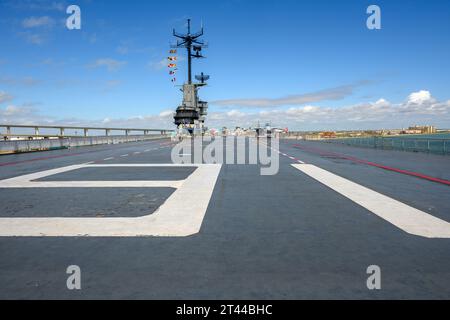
[292,164,450,238]
[0,164,221,237]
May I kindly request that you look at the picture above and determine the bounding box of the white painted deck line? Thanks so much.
[87,164,198,167]
[0,164,222,237]
[292,164,450,239]
[1,180,183,188]
[0,164,182,188]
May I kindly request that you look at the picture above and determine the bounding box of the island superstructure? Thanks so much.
[171,19,209,134]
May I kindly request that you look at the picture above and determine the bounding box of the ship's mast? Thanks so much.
[171,19,210,132]
[172,18,206,84]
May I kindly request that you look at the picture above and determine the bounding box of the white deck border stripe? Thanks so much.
[0,164,221,237]
[292,164,450,238]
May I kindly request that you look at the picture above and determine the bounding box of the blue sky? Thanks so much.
[0,0,449,130]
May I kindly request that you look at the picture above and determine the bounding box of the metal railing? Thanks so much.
[0,124,175,154]
[323,136,450,155]
[0,124,173,140]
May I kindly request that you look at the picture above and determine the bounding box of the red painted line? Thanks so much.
[291,143,450,186]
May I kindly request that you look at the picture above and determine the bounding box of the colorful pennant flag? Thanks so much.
[168,50,177,83]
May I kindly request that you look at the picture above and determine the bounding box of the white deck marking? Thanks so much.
[292,164,450,238]
[103,157,114,161]
[0,164,182,188]
[0,164,221,237]
[120,154,128,157]
[133,152,141,155]
[1,180,182,188]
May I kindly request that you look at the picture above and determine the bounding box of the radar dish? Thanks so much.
[195,72,210,83]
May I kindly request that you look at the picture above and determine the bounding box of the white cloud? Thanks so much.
[0,91,14,104]
[226,110,246,118]
[148,56,185,71]
[0,104,46,125]
[6,1,66,11]
[147,58,169,71]
[89,33,98,44]
[102,80,121,91]
[0,76,39,86]
[212,81,372,108]
[3,105,26,116]
[407,90,434,104]
[22,32,45,45]
[0,104,175,129]
[206,91,450,130]
[22,16,55,28]
[0,76,41,86]
[90,59,127,72]
[116,46,129,55]
[1,91,448,131]
[159,110,174,118]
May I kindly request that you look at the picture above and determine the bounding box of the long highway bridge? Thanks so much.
[0,132,449,299]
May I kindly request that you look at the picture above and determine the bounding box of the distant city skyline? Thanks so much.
[0,0,449,130]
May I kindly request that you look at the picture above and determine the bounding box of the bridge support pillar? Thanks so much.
[5,126,11,140]
[84,128,89,137]
[34,127,40,136]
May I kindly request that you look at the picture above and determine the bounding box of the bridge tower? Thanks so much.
[171,19,209,133]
